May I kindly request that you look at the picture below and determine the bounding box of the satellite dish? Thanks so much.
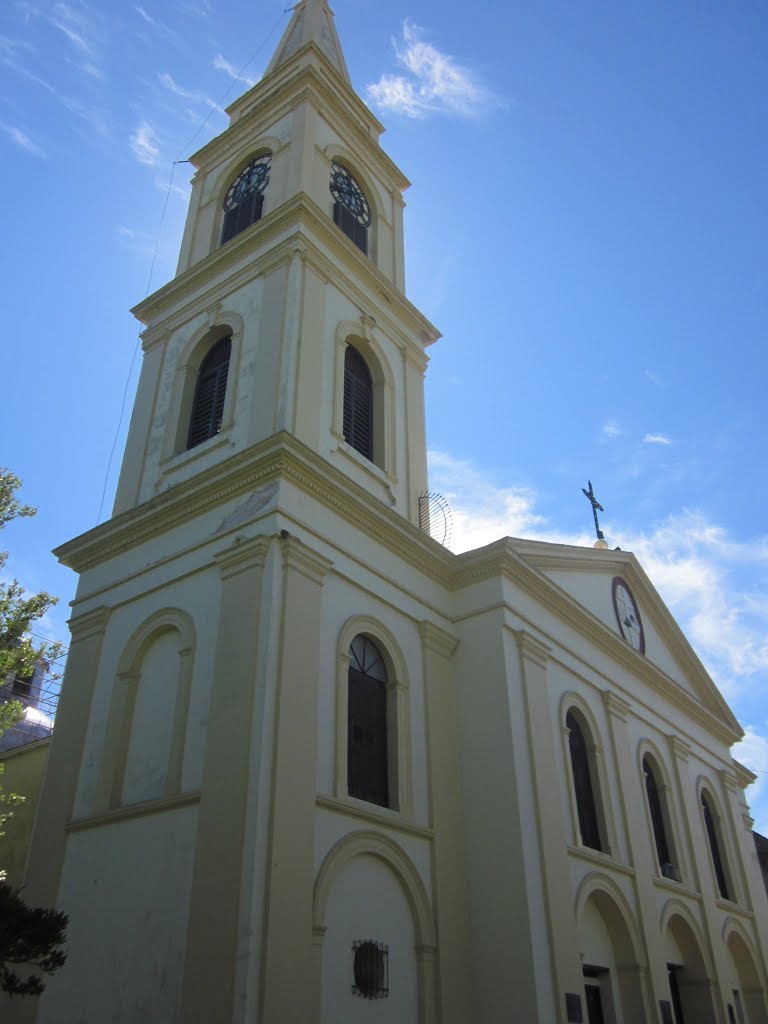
[418,491,453,548]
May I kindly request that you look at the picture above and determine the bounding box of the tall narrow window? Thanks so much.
[187,336,231,449]
[221,155,270,245]
[330,161,371,255]
[643,755,677,879]
[343,346,373,460]
[701,790,731,900]
[347,634,389,808]
[566,710,604,852]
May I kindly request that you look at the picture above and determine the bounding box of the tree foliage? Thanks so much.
[0,469,67,997]
[0,468,62,683]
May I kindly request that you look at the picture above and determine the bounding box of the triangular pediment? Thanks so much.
[265,0,350,84]
[504,538,741,735]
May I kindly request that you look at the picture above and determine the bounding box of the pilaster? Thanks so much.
[418,620,472,1024]
[179,535,270,1023]
[514,629,583,1022]
[23,605,112,907]
[260,534,333,1024]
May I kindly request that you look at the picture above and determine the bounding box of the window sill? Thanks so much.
[159,429,234,479]
[317,793,430,839]
[336,438,397,493]
[567,843,635,876]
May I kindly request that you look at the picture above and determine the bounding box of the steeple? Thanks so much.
[264,0,351,84]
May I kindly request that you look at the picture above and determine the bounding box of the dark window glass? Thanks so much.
[567,711,603,851]
[333,201,368,254]
[668,965,685,1024]
[644,756,673,871]
[347,635,389,807]
[352,940,388,999]
[187,337,231,449]
[343,346,373,460]
[702,791,730,899]
[222,189,264,244]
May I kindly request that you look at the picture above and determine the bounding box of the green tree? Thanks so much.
[0,469,67,997]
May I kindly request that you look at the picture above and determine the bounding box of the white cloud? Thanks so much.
[157,71,221,113]
[601,420,621,439]
[0,121,46,157]
[134,5,176,41]
[366,20,501,119]
[733,725,768,833]
[212,53,256,89]
[643,433,672,446]
[644,369,663,386]
[129,120,160,165]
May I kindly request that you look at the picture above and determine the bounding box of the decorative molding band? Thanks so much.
[567,844,636,878]
[669,736,692,762]
[418,620,458,658]
[67,790,200,832]
[280,533,333,585]
[67,604,112,641]
[513,628,551,668]
[730,761,757,790]
[213,535,271,579]
[602,690,631,721]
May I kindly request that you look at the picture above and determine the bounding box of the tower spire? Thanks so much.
[265,0,351,84]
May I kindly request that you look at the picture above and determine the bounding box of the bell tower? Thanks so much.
[114,0,438,524]
[21,5,469,1024]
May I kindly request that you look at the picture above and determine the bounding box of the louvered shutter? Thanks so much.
[333,201,368,255]
[221,189,265,245]
[348,668,389,807]
[187,337,232,449]
[343,347,373,460]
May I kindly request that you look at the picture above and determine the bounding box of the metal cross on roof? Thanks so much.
[582,480,605,541]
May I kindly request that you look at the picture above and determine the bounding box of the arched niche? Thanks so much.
[96,609,195,811]
[313,831,436,1024]
[661,902,718,1024]
[724,919,768,1024]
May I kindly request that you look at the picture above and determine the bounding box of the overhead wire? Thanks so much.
[96,8,290,525]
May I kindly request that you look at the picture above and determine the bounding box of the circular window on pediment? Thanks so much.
[612,576,645,654]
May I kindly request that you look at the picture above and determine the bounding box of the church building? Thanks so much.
[10,2,768,1022]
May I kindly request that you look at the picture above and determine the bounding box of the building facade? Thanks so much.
[11,3,768,1022]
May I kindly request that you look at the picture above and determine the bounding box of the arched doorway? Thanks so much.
[576,878,649,1024]
[726,926,768,1024]
[663,912,717,1024]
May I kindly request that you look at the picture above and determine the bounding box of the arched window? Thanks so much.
[643,754,678,879]
[566,710,605,852]
[701,789,731,900]
[343,345,373,460]
[187,336,231,449]
[221,154,270,244]
[329,161,371,255]
[347,634,389,808]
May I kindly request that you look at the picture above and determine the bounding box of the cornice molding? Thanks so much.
[132,194,439,360]
[670,736,692,762]
[732,759,757,789]
[602,690,632,722]
[418,620,458,658]
[54,432,454,584]
[513,628,551,669]
[67,604,112,641]
[280,533,333,585]
[213,535,271,579]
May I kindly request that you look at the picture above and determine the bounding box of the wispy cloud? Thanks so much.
[0,121,46,157]
[134,5,176,42]
[129,119,160,165]
[733,726,768,832]
[366,20,502,119]
[601,420,621,440]
[644,369,663,387]
[157,71,221,113]
[213,53,256,89]
[643,433,672,446]
[176,0,211,18]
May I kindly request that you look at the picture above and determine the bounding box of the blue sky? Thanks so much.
[2,0,768,827]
